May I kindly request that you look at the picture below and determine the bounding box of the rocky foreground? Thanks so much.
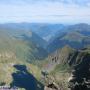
[42,46,90,90]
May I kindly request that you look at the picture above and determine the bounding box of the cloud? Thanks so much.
[0,0,90,6]
[0,0,90,23]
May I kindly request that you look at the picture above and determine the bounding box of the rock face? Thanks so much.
[43,46,90,90]
[42,74,60,90]
[68,49,90,90]
[44,82,60,90]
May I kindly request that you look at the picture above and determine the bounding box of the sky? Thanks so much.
[0,0,90,24]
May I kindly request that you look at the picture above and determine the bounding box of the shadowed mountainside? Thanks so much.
[41,46,90,90]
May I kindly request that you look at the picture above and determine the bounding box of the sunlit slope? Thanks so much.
[0,29,48,62]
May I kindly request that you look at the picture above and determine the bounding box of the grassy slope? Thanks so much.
[0,29,47,62]
[61,31,89,42]
[0,29,46,89]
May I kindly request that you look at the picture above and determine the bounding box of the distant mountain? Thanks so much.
[0,23,90,53]
[47,23,90,53]
[66,23,90,36]
[0,23,65,42]
[29,23,65,41]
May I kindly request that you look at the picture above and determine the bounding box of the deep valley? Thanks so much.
[0,23,90,90]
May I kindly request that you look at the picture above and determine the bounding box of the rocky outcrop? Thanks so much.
[0,52,16,59]
[68,49,90,90]
[43,46,90,90]
[44,82,59,90]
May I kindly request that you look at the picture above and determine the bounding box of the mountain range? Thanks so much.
[0,23,90,90]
